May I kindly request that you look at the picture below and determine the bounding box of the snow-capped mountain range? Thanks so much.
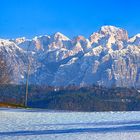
[1,25,140,87]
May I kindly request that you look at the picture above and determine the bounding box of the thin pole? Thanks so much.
[25,63,30,107]
[25,42,31,107]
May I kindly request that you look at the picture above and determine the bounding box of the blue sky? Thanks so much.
[0,0,140,39]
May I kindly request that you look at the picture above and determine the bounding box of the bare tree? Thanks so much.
[0,55,11,84]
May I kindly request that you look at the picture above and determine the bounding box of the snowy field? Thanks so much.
[0,108,140,140]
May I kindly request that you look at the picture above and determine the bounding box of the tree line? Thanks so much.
[0,84,140,111]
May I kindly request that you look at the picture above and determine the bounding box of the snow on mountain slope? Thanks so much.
[129,34,140,46]
[0,39,29,84]
[1,25,140,87]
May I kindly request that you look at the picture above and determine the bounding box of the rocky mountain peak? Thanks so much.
[52,32,70,41]
[129,34,140,43]
[99,25,128,41]
[15,37,26,45]
[100,26,121,34]
[73,35,86,42]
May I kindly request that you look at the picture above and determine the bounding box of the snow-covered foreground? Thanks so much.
[0,108,140,140]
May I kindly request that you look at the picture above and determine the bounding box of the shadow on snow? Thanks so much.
[1,124,140,136]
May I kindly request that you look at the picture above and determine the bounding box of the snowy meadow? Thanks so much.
[0,108,140,140]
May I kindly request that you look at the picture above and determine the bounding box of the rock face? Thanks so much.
[1,25,140,88]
